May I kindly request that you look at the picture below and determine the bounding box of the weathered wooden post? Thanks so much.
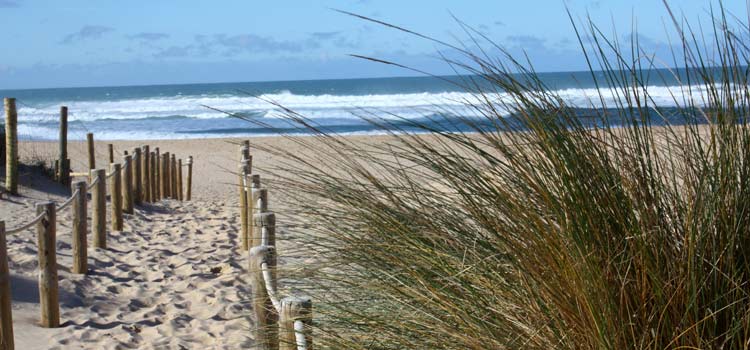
[58,106,70,187]
[170,154,177,199]
[110,163,123,231]
[239,142,251,250]
[71,180,87,274]
[177,158,183,201]
[253,212,276,249]
[154,148,161,200]
[107,144,114,164]
[91,169,106,249]
[249,246,279,350]
[4,98,18,195]
[142,146,150,202]
[86,133,96,174]
[150,152,157,201]
[186,156,193,201]
[36,202,59,328]
[0,221,14,349]
[279,297,313,350]
[161,152,169,199]
[133,148,142,205]
[122,156,133,215]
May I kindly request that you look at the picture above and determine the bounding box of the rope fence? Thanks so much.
[0,100,196,349]
[239,140,313,350]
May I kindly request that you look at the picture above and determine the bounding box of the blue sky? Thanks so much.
[0,0,744,89]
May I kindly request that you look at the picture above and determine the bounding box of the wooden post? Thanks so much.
[161,153,169,199]
[170,154,177,200]
[36,202,59,328]
[107,144,113,164]
[239,142,251,250]
[253,212,276,248]
[186,156,193,201]
[133,148,142,205]
[0,221,14,349]
[121,156,133,215]
[150,152,156,202]
[247,176,262,250]
[87,133,96,173]
[58,106,69,186]
[177,158,183,201]
[110,163,123,231]
[154,148,161,200]
[4,98,18,195]
[71,180,87,274]
[279,297,313,350]
[249,246,279,350]
[91,169,106,249]
[142,146,150,203]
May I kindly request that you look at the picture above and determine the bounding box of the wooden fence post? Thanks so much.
[110,163,123,231]
[4,98,18,195]
[170,154,177,199]
[239,142,251,250]
[186,156,193,201]
[0,221,14,349]
[87,133,96,174]
[161,153,169,199]
[72,180,87,274]
[250,246,279,350]
[91,169,106,249]
[59,106,70,187]
[133,148,142,205]
[122,156,133,215]
[279,296,313,350]
[154,148,161,200]
[107,144,114,164]
[36,202,59,328]
[150,152,156,202]
[177,158,183,201]
[253,212,276,248]
[142,146,150,203]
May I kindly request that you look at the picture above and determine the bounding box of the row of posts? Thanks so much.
[238,140,312,350]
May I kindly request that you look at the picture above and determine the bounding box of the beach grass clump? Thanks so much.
[259,3,750,349]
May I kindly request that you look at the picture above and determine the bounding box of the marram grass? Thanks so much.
[255,3,750,349]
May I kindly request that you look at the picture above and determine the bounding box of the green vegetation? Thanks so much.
[263,3,750,349]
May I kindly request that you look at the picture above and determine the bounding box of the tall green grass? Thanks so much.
[258,3,750,349]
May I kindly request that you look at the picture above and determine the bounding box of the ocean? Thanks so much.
[0,70,698,140]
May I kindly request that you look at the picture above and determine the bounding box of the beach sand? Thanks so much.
[0,136,341,349]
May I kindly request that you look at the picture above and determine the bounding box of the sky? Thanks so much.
[0,0,745,89]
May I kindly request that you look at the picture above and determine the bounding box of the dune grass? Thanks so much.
[252,2,750,349]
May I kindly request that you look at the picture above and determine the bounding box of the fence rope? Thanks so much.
[294,320,309,350]
[6,212,46,234]
[87,176,100,191]
[260,262,281,313]
[56,189,79,211]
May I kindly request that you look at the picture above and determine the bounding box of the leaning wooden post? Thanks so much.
[170,154,177,199]
[279,297,313,350]
[86,133,96,173]
[249,246,279,350]
[36,202,60,328]
[154,148,161,200]
[177,158,183,201]
[186,156,193,201]
[58,106,70,186]
[239,142,251,250]
[253,212,276,249]
[110,163,123,231]
[160,153,169,199]
[91,169,106,249]
[0,221,14,349]
[71,180,87,274]
[133,148,142,205]
[4,98,18,195]
[141,146,150,202]
[121,156,133,215]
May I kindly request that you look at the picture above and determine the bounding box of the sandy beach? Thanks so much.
[1,135,334,349]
